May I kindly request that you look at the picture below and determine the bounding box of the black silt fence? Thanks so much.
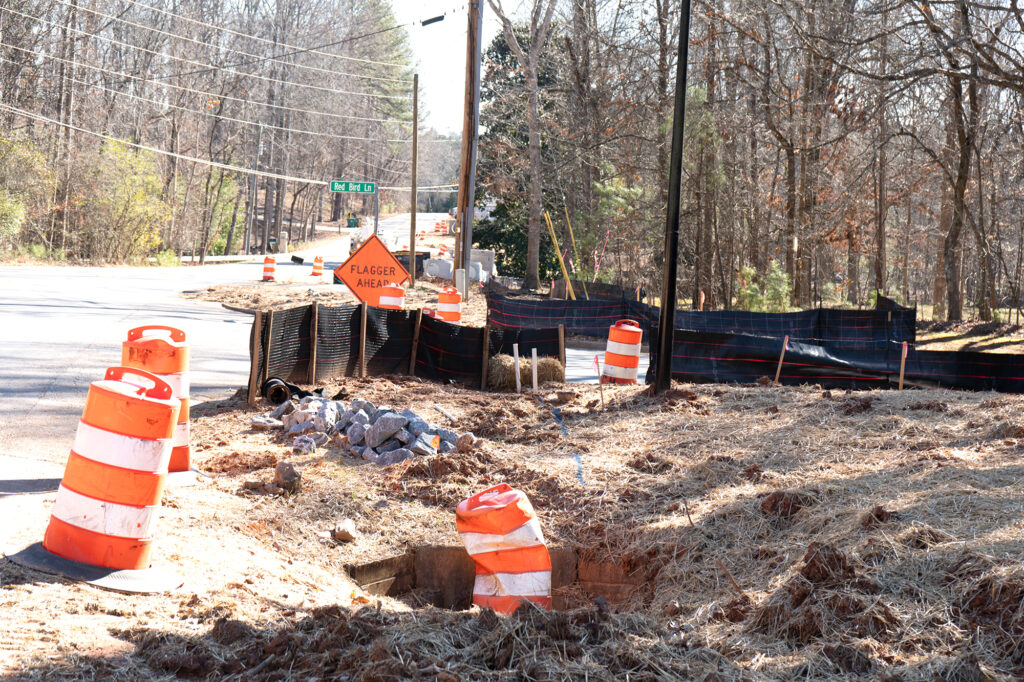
[488,292,914,349]
[647,328,1024,393]
[488,326,561,359]
[487,293,641,339]
[316,304,361,380]
[248,303,563,401]
[365,307,417,376]
[415,316,485,387]
[262,305,313,384]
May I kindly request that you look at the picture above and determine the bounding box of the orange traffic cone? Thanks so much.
[311,256,324,277]
[262,256,275,281]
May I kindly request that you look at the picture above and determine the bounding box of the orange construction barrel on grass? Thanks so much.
[601,319,643,385]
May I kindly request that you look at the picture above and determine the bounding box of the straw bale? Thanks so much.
[487,354,564,391]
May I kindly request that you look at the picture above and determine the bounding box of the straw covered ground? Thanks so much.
[3,376,1024,680]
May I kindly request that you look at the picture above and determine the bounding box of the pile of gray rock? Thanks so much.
[251,395,476,467]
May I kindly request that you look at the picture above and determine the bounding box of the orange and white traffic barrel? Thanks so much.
[121,325,191,473]
[457,484,552,614]
[376,283,405,310]
[262,256,275,282]
[601,319,643,385]
[439,244,449,258]
[311,256,324,277]
[42,366,180,571]
[436,286,462,323]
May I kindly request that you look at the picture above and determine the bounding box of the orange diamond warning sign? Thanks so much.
[333,234,409,304]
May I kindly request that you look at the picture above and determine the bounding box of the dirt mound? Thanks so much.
[751,543,896,645]
[126,602,715,680]
[760,490,809,518]
[203,450,279,475]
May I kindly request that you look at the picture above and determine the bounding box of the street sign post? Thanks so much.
[333,234,410,306]
[330,181,379,235]
[330,181,376,194]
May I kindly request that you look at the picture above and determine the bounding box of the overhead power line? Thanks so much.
[123,0,412,69]
[0,101,329,185]
[0,55,415,143]
[4,43,403,125]
[45,0,411,85]
[0,5,412,100]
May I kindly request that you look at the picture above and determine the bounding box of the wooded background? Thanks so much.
[475,0,1024,322]
[0,0,458,264]
[1,0,1023,322]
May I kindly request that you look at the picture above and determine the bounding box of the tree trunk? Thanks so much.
[523,67,543,290]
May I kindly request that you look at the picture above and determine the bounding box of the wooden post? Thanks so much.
[262,310,274,386]
[409,73,419,287]
[774,334,789,384]
[531,348,538,392]
[558,324,566,370]
[899,341,908,390]
[308,304,319,385]
[480,323,490,391]
[409,308,423,375]
[455,0,484,282]
[513,343,521,393]
[247,311,263,405]
[359,302,368,378]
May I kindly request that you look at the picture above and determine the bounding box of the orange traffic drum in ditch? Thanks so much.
[456,484,552,614]
[121,325,191,473]
[42,366,180,571]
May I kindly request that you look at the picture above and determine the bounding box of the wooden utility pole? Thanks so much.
[410,73,419,286]
[243,123,263,254]
[455,0,484,286]
[654,0,693,393]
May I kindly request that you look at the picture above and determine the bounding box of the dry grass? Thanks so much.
[4,378,1024,680]
[487,354,565,391]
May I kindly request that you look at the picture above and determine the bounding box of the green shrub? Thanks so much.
[0,191,25,244]
[733,260,792,312]
[153,249,179,267]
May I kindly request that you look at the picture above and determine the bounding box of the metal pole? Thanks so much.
[373,189,380,238]
[654,0,693,393]
[243,123,263,255]
[410,73,419,286]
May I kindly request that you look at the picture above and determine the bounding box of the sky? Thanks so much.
[392,2,501,136]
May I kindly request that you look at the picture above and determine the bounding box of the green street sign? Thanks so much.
[330,180,376,194]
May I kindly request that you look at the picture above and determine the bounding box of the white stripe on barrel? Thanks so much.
[171,421,190,447]
[601,363,637,380]
[473,571,551,597]
[437,302,462,313]
[378,295,404,307]
[460,519,546,556]
[605,340,641,357]
[51,484,160,538]
[73,421,172,473]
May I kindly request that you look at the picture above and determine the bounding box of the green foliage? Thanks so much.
[0,191,26,244]
[204,173,241,256]
[734,261,793,312]
[0,133,55,250]
[75,141,171,262]
[26,243,47,260]
[473,196,559,280]
[153,249,179,267]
